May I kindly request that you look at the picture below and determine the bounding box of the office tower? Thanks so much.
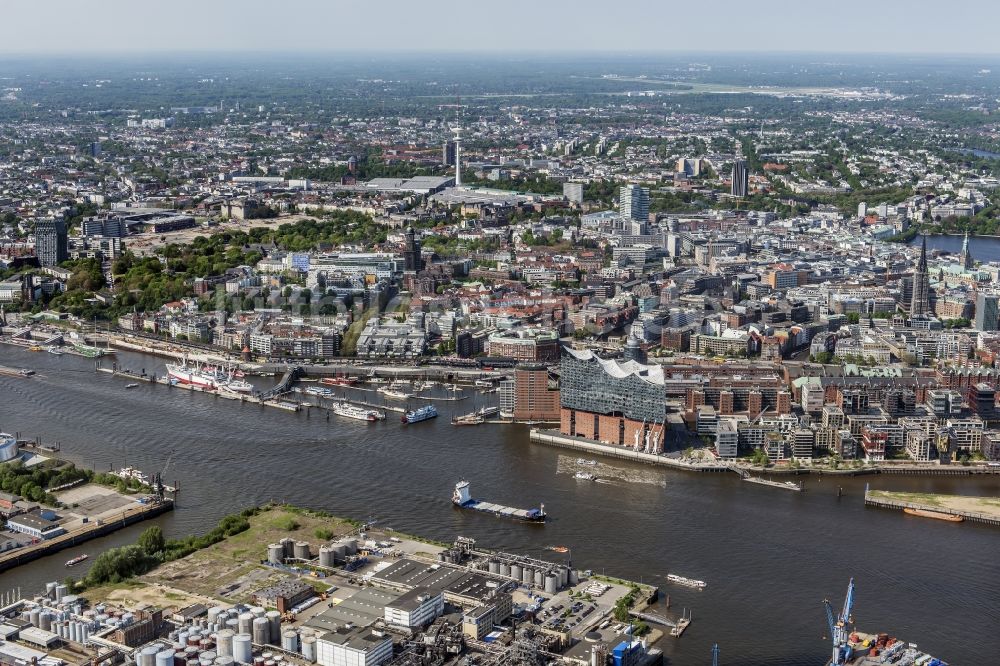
[89,141,102,157]
[34,219,68,267]
[731,159,749,198]
[910,235,930,317]
[975,292,999,331]
[563,182,584,205]
[858,202,867,218]
[961,230,974,270]
[619,184,649,223]
[442,140,456,167]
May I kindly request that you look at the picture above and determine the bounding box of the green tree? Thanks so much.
[137,526,165,556]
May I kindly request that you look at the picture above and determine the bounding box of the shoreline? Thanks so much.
[530,428,1000,479]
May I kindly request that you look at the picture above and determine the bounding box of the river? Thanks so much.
[1,345,998,665]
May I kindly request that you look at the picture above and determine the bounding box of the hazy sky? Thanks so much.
[5,0,1000,55]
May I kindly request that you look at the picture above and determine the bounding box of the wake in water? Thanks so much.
[555,455,666,487]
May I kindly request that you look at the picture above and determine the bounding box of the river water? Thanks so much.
[1,346,998,665]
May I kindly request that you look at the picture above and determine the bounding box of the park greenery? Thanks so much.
[23,213,388,321]
[0,460,149,506]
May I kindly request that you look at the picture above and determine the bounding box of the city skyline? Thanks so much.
[3,0,1000,55]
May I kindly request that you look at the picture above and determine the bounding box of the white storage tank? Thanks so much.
[509,564,522,581]
[292,542,310,560]
[544,573,558,594]
[267,545,284,565]
[216,630,234,657]
[232,635,252,665]
[265,611,281,643]
[300,636,316,663]
[252,618,269,646]
[318,547,335,568]
[238,613,254,635]
[280,630,298,653]
[156,650,175,666]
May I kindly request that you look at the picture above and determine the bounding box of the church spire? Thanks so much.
[961,229,974,271]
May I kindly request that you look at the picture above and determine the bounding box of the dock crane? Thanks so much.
[823,578,856,666]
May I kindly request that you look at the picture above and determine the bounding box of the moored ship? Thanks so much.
[451,480,546,523]
[332,401,383,422]
[402,405,438,423]
[166,362,220,389]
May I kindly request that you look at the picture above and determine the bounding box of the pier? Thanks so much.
[0,498,173,574]
[864,487,1000,527]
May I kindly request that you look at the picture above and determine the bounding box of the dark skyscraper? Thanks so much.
[403,226,422,273]
[442,140,456,167]
[731,158,749,198]
[910,234,931,317]
[34,218,68,267]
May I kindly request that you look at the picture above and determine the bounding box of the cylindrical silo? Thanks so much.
[46,582,58,599]
[250,607,266,618]
[509,564,522,581]
[267,545,284,565]
[232,636,252,665]
[156,650,176,666]
[569,569,580,586]
[252,618,269,646]
[139,645,162,666]
[280,630,298,653]
[215,657,235,666]
[265,611,281,643]
[280,539,295,559]
[343,539,357,555]
[39,613,53,632]
[544,573,558,594]
[301,636,316,663]
[331,544,346,564]
[216,630,234,657]
[29,608,40,627]
[238,613,253,635]
[226,619,239,632]
[534,570,544,587]
[522,567,534,585]
[293,542,310,560]
[499,563,511,578]
[488,560,500,575]
[54,584,67,603]
[201,651,217,663]
[558,567,568,588]
[318,547,334,568]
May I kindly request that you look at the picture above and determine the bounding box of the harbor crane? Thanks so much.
[823,578,856,666]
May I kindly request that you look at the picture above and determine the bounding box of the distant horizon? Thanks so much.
[5,0,1000,56]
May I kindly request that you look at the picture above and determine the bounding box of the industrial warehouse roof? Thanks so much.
[370,558,500,606]
[305,587,400,632]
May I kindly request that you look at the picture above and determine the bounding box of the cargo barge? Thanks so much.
[451,480,546,523]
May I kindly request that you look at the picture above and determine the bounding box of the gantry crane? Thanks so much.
[823,578,856,666]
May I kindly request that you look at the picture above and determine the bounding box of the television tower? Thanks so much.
[451,127,463,187]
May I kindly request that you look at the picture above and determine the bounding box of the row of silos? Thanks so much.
[52,620,90,643]
[483,559,575,593]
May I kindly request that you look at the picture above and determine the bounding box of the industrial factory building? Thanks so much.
[316,626,393,666]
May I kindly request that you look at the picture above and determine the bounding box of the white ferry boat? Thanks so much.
[378,388,413,400]
[666,573,707,589]
[331,402,383,422]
